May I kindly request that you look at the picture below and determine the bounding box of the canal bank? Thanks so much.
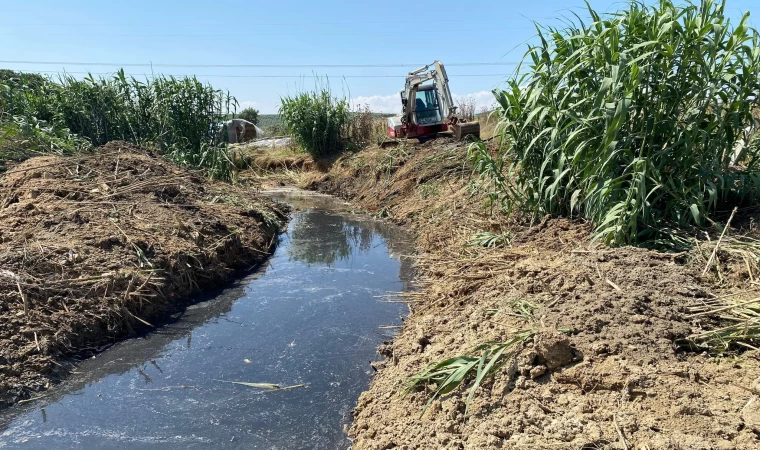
[244,140,760,449]
[0,142,287,409]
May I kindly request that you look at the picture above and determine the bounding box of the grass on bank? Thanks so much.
[279,88,349,158]
[279,83,387,159]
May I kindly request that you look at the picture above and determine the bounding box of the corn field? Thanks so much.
[0,69,237,179]
[470,0,760,246]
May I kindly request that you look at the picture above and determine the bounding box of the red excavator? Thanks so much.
[385,60,480,143]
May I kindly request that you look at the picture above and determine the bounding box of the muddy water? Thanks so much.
[0,190,413,449]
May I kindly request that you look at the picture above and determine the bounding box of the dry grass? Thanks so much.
[346,104,387,148]
[686,291,760,352]
[693,233,760,283]
[457,97,477,122]
[686,232,760,352]
[474,111,501,141]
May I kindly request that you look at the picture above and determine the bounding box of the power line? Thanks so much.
[0,60,519,69]
[0,28,534,38]
[23,71,510,79]
[0,17,551,27]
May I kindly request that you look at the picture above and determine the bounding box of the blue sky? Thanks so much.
[2,0,759,113]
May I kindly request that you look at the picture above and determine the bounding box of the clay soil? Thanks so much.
[248,140,760,449]
[0,141,286,408]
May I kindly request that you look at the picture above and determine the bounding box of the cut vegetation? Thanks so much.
[0,141,286,407]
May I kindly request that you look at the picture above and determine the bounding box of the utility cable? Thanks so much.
[0,61,520,69]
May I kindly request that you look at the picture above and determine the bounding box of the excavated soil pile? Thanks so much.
[297,141,760,449]
[0,141,286,408]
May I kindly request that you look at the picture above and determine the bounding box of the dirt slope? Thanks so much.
[265,140,760,449]
[0,142,286,408]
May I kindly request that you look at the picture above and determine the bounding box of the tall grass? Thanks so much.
[279,87,349,158]
[470,0,760,246]
[1,69,237,179]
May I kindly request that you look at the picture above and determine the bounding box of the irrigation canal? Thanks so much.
[0,189,413,449]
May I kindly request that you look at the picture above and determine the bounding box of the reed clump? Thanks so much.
[469,0,760,246]
[1,69,237,180]
[279,87,349,158]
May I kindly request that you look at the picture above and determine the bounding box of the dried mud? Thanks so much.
[289,140,760,449]
[0,142,286,408]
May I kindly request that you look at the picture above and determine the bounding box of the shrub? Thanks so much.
[470,0,760,246]
[457,97,477,122]
[279,88,349,157]
[238,107,259,125]
[345,104,385,149]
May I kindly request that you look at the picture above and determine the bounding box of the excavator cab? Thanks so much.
[400,86,443,126]
[413,86,443,126]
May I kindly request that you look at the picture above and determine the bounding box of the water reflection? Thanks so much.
[289,211,377,266]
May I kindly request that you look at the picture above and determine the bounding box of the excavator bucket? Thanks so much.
[380,139,400,149]
[453,121,481,140]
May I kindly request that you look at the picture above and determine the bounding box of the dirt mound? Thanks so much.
[292,141,760,449]
[0,142,286,408]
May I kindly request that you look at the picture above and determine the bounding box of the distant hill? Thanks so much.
[257,114,283,134]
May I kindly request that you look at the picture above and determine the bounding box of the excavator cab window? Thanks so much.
[414,89,442,125]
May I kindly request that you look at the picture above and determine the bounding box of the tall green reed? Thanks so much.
[279,84,349,158]
[470,0,760,246]
[1,69,238,180]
